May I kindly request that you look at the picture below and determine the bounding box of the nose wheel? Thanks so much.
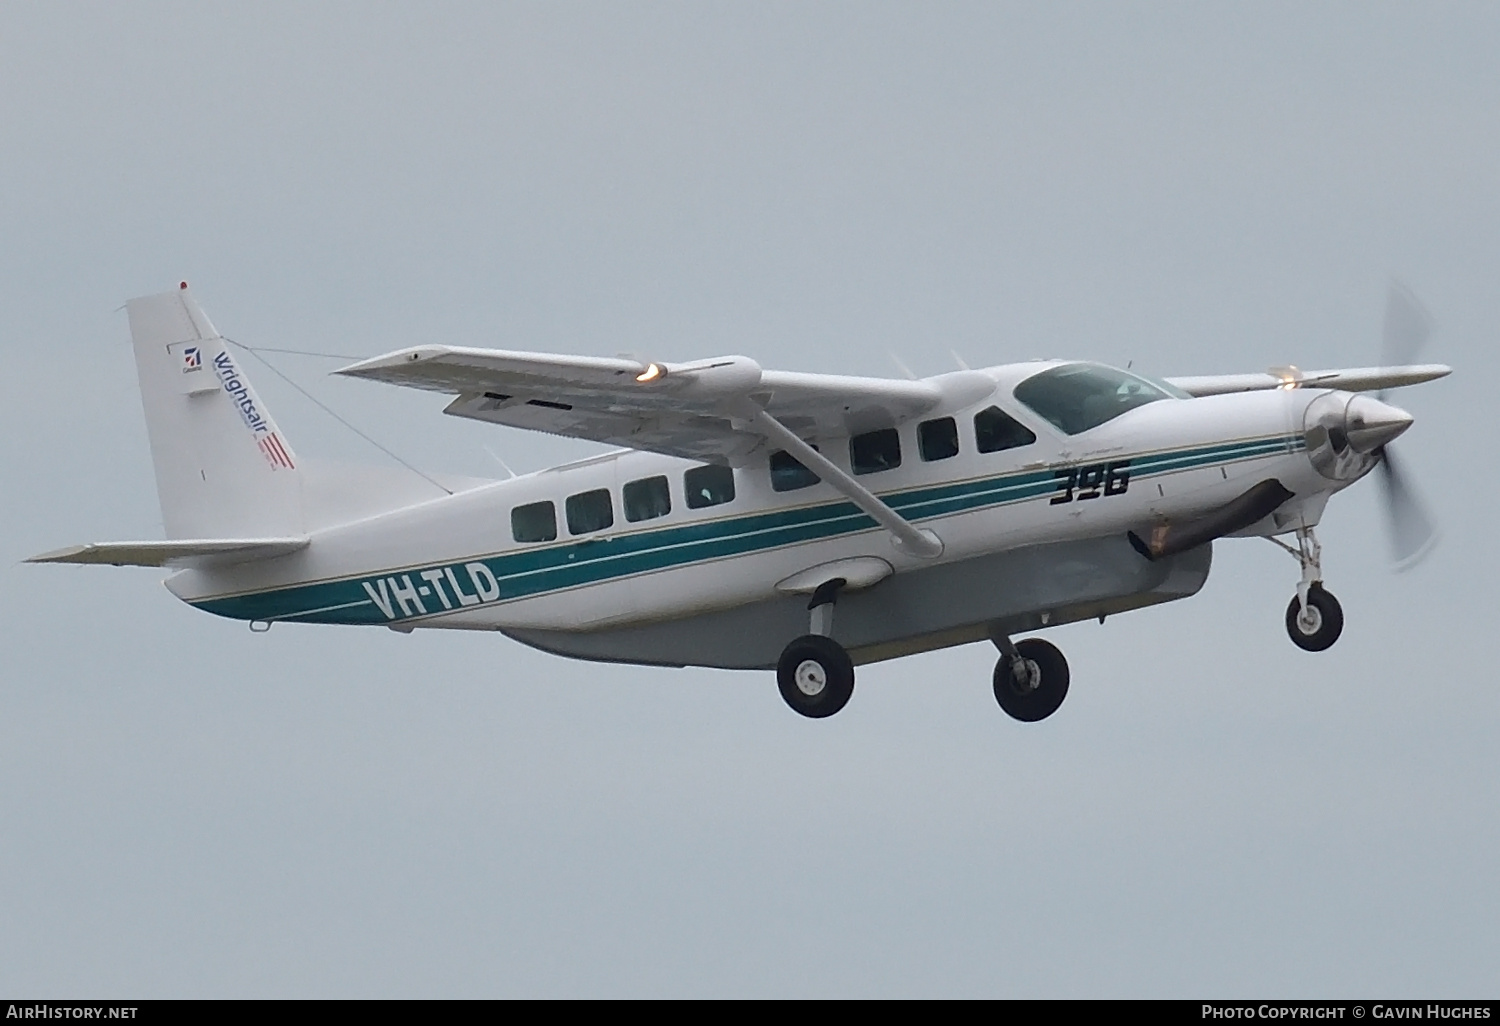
[1285,583,1343,651]
[1269,525,1345,651]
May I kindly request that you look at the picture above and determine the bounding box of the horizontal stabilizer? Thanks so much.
[26,538,308,568]
[1165,364,1450,397]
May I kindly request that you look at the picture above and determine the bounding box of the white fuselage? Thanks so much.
[165,363,1351,665]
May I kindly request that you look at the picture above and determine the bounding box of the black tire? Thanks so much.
[1285,584,1343,652]
[992,638,1070,722]
[776,635,855,718]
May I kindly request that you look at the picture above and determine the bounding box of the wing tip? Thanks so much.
[335,346,453,378]
[25,545,91,564]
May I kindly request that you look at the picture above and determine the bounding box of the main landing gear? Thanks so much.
[772,579,1072,722]
[990,633,1070,722]
[1270,525,1344,652]
[776,579,855,718]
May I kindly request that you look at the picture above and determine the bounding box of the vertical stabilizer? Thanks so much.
[126,284,303,539]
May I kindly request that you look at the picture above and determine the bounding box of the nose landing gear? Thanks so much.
[1269,525,1345,651]
[1285,583,1343,651]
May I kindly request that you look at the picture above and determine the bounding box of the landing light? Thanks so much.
[635,363,664,383]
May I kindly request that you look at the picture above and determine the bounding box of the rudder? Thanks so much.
[126,283,303,539]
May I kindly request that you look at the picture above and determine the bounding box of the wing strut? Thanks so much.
[739,405,943,559]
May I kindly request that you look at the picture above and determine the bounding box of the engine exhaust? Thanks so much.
[1129,479,1295,561]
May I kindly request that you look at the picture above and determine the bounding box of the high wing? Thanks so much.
[1165,364,1450,397]
[336,345,993,464]
[336,345,1001,558]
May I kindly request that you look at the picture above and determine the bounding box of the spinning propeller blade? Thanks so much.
[1375,280,1439,570]
[1381,280,1435,371]
[1377,446,1439,570]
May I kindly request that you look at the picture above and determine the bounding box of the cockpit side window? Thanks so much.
[973,406,1037,453]
[1014,363,1172,435]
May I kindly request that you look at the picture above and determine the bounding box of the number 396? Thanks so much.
[1051,460,1131,504]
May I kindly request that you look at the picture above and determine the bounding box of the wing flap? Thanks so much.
[442,393,757,463]
[27,538,309,568]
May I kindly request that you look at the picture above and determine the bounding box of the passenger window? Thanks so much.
[974,406,1037,453]
[770,449,820,492]
[623,475,671,523]
[918,417,960,461]
[685,464,735,509]
[565,489,614,535]
[850,428,901,475]
[511,501,557,543]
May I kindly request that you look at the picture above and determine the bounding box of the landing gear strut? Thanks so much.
[990,632,1069,722]
[776,578,854,718]
[1269,525,1344,651]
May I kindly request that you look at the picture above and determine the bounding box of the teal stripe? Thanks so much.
[193,433,1304,625]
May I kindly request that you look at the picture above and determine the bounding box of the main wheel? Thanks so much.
[992,638,1069,722]
[1285,584,1343,651]
[776,635,855,718]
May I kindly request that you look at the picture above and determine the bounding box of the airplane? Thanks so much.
[28,282,1449,721]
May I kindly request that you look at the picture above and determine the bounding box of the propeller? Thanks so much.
[1375,281,1440,570]
[1375,443,1439,570]
[1381,280,1434,369]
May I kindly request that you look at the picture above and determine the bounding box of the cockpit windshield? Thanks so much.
[1013,363,1175,435]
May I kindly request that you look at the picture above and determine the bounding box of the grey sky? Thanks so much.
[2,1,1496,997]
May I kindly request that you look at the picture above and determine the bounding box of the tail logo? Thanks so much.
[182,346,203,372]
[212,351,296,470]
[258,433,296,470]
